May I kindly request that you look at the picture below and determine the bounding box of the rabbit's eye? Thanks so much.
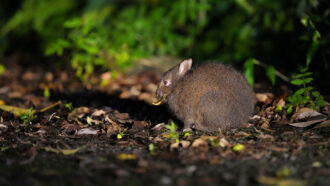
[163,80,170,86]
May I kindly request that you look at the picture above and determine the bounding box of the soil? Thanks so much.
[0,59,329,186]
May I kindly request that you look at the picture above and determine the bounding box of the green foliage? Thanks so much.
[20,107,35,124]
[183,132,191,139]
[244,59,282,87]
[64,102,73,110]
[0,64,5,75]
[286,67,325,114]
[209,138,219,147]
[165,121,180,143]
[244,59,255,87]
[1,0,329,81]
[148,143,155,156]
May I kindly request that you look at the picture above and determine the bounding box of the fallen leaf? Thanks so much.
[86,116,101,125]
[191,138,208,148]
[276,98,286,108]
[255,93,274,104]
[288,118,327,128]
[314,120,330,128]
[116,153,137,160]
[257,176,306,186]
[91,109,106,117]
[234,132,252,137]
[77,128,98,135]
[0,104,35,116]
[291,107,324,122]
[44,147,82,155]
[266,146,289,152]
[219,138,230,148]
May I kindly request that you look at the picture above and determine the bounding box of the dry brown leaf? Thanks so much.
[257,134,275,141]
[86,116,101,125]
[234,132,252,137]
[77,128,98,135]
[288,118,327,128]
[91,109,106,117]
[255,93,274,104]
[314,120,330,128]
[291,107,324,122]
[191,138,208,148]
[116,153,137,160]
[219,138,230,148]
[266,146,290,152]
[276,98,286,108]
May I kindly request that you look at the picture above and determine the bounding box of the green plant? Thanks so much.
[244,58,289,87]
[232,144,245,151]
[286,67,325,114]
[43,86,50,98]
[117,128,128,139]
[165,121,180,143]
[0,64,5,75]
[183,132,191,139]
[64,102,73,110]
[20,107,35,124]
[209,137,219,147]
[148,143,155,156]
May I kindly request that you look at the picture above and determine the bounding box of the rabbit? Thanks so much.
[153,59,255,132]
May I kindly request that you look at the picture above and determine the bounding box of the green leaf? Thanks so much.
[293,72,312,78]
[0,64,6,75]
[64,18,82,28]
[243,59,255,87]
[44,87,50,98]
[266,66,276,85]
[286,106,293,115]
[295,88,305,95]
[306,86,314,91]
[233,144,244,151]
[291,79,304,85]
[312,91,320,97]
[302,77,313,84]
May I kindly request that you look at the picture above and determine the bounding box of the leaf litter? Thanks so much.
[0,61,329,186]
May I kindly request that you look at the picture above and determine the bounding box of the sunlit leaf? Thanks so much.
[266,66,276,85]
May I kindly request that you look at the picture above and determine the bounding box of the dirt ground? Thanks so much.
[0,60,329,186]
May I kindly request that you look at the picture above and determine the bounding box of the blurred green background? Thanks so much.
[0,0,329,91]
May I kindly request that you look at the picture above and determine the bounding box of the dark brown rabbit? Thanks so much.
[153,59,255,132]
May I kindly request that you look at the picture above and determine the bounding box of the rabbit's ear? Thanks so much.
[178,59,192,75]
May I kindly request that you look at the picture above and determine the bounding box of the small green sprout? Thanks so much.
[275,105,282,112]
[44,86,50,98]
[1,146,9,152]
[276,167,291,178]
[0,64,6,75]
[183,132,191,139]
[64,102,73,110]
[209,137,219,147]
[165,121,180,143]
[232,144,244,151]
[149,143,155,156]
[117,128,128,139]
[20,107,35,124]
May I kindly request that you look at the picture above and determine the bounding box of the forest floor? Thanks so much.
[0,58,329,186]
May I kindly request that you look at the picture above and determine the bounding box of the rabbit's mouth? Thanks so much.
[152,95,167,106]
